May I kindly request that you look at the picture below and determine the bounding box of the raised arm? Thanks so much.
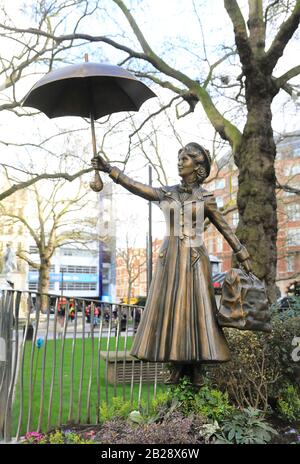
[205,194,252,272]
[91,157,162,201]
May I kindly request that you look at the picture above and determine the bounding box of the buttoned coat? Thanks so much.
[109,167,244,363]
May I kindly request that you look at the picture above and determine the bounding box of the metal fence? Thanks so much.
[0,290,166,443]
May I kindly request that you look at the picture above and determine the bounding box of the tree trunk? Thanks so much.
[38,258,51,312]
[234,78,278,302]
[127,282,132,304]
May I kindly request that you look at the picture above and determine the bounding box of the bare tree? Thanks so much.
[0,174,98,310]
[116,231,147,303]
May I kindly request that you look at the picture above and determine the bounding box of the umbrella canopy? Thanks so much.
[23,62,156,119]
[22,60,156,192]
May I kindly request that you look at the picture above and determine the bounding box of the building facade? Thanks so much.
[27,181,117,301]
[28,244,100,298]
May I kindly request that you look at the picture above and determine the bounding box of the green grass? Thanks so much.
[12,335,165,436]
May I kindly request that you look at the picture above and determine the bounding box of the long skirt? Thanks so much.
[130,236,231,363]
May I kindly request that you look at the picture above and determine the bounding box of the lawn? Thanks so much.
[12,334,165,437]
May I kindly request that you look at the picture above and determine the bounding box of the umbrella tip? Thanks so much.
[84,53,89,62]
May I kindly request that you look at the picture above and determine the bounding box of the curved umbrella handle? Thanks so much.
[89,110,103,192]
[90,170,104,192]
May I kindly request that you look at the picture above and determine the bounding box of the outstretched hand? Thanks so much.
[91,156,111,173]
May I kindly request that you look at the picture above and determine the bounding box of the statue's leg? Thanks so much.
[192,364,205,388]
[164,363,184,384]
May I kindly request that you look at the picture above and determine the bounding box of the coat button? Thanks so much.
[159,252,164,257]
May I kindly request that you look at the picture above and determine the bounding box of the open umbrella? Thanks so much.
[22,56,156,191]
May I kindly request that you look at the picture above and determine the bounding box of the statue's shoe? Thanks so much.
[164,366,183,385]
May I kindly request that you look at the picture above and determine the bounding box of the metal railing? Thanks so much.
[0,290,166,442]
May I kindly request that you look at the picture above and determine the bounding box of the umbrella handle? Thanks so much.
[90,170,104,192]
[89,111,103,192]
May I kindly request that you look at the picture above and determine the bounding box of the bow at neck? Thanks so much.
[178,180,199,194]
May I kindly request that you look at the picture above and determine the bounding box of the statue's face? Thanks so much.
[178,151,196,177]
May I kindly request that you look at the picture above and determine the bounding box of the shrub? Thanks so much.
[98,412,203,444]
[193,385,234,421]
[21,429,94,444]
[277,383,300,422]
[99,397,142,422]
[271,296,300,319]
[207,315,300,411]
[148,378,234,423]
[21,432,46,444]
[215,408,278,444]
[168,376,196,415]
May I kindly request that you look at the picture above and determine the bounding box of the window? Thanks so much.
[231,176,238,187]
[286,204,300,221]
[287,228,300,246]
[28,282,55,291]
[59,265,97,274]
[216,197,224,208]
[207,239,214,253]
[59,282,97,291]
[29,246,39,254]
[286,255,294,273]
[215,179,225,190]
[60,248,98,257]
[28,282,37,291]
[216,237,223,252]
[232,212,239,227]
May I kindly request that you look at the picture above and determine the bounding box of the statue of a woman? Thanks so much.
[92,142,251,386]
[3,243,17,274]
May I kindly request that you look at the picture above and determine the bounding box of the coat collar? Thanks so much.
[162,184,213,203]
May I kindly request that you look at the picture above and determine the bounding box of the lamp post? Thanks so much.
[147,165,153,294]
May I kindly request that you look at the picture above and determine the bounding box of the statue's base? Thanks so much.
[0,272,28,317]
[0,272,27,291]
[0,275,13,290]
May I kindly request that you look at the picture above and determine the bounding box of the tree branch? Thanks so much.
[276,178,300,195]
[248,0,265,58]
[0,208,40,245]
[275,64,300,89]
[1,2,242,152]
[224,0,252,68]
[0,23,151,64]
[0,168,92,202]
[265,1,300,71]
[16,251,40,270]
[204,51,237,88]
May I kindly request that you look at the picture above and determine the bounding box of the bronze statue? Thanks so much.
[92,142,251,386]
[3,243,17,274]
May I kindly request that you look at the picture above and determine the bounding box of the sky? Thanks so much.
[0,0,299,248]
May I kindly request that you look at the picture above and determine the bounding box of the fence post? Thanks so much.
[0,291,14,442]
